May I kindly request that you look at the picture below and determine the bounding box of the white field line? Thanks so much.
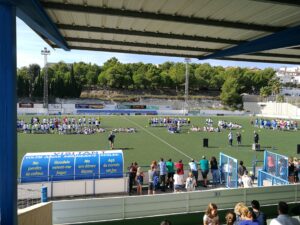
[123,116,192,160]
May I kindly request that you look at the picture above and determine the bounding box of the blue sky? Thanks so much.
[17,18,294,69]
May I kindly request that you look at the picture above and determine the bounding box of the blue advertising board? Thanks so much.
[99,151,123,178]
[49,154,75,181]
[20,150,123,183]
[20,153,50,183]
[75,152,99,179]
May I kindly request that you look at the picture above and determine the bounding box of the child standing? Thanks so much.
[136,167,144,195]
[185,172,196,191]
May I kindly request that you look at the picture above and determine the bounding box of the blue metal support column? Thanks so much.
[0,3,17,225]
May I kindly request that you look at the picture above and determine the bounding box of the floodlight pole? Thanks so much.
[184,58,191,115]
[41,47,50,111]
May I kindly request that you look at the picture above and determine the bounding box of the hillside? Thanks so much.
[80,88,220,102]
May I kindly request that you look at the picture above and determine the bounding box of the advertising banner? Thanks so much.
[75,104,104,109]
[75,152,99,179]
[20,150,123,183]
[19,103,34,108]
[20,153,50,183]
[49,154,75,181]
[99,151,123,178]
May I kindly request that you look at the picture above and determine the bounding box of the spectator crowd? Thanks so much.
[127,156,260,197]
[160,200,300,225]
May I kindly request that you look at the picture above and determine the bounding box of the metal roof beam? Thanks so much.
[65,37,215,53]
[63,45,195,59]
[58,24,242,45]
[290,46,300,50]
[249,52,300,59]
[15,0,69,50]
[66,37,300,58]
[250,0,300,7]
[43,2,284,32]
[200,24,300,59]
[222,57,300,65]
[57,44,300,64]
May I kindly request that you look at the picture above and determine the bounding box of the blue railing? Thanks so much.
[263,151,288,181]
[258,170,289,187]
[219,153,238,188]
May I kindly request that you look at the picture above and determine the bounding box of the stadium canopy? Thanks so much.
[18,0,300,64]
[1,0,300,225]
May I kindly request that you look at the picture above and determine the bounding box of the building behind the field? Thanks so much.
[276,66,300,84]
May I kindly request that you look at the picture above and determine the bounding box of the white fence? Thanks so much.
[52,184,300,224]
[18,177,128,200]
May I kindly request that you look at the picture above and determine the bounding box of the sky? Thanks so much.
[17,18,295,70]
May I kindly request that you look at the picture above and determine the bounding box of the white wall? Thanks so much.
[244,101,300,119]
[199,110,245,116]
[18,177,128,199]
[52,184,300,224]
[259,102,300,119]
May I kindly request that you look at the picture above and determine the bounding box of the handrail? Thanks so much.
[258,170,289,187]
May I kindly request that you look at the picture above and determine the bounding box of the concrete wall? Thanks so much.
[18,177,128,200]
[52,184,300,224]
[18,202,52,225]
[258,102,300,119]
[243,102,263,114]
[244,101,300,119]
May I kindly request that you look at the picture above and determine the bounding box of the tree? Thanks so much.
[169,63,185,92]
[122,64,133,89]
[252,68,275,91]
[220,77,242,109]
[269,78,281,96]
[17,67,30,97]
[145,65,161,90]
[132,64,148,89]
[102,57,119,71]
[28,64,41,97]
[86,70,98,86]
[160,71,174,89]
[32,73,44,97]
[194,63,213,90]
[209,66,225,90]
[260,86,272,98]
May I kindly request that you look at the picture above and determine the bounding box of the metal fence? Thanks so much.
[18,187,41,209]
[258,170,289,187]
[263,151,288,181]
[219,153,238,188]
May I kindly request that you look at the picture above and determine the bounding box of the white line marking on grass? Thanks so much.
[123,116,192,160]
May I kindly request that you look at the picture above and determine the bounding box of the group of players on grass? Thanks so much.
[148,117,191,134]
[17,116,136,135]
[253,118,298,131]
[190,119,242,133]
[148,117,191,127]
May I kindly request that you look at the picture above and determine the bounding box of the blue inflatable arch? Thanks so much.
[20,150,124,183]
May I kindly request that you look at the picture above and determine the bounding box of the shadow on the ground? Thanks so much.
[120,147,134,150]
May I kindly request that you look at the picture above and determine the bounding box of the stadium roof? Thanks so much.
[17,0,300,64]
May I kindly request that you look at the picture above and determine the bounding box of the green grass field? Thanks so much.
[17,115,300,173]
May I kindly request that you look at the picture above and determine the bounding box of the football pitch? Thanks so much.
[17,115,300,173]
